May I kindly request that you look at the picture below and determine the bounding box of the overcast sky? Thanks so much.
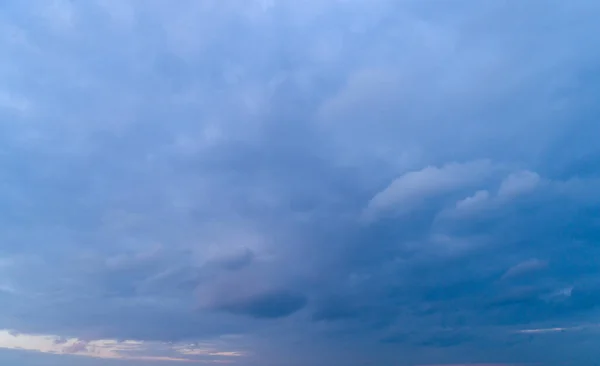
[1,0,600,365]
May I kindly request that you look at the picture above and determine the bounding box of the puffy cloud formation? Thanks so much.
[1,0,600,365]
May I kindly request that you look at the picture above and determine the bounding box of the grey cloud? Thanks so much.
[497,171,542,199]
[207,247,256,272]
[196,264,309,319]
[455,190,490,210]
[214,289,308,319]
[63,341,88,354]
[1,0,600,365]
[53,337,68,345]
[501,259,549,281]
[311,299,363,322]
[417,331,475,348]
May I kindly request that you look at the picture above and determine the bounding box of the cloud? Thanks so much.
[416,364,520,366]
[0,90,31,115]
[63,340,88,354]
[364,160,495,221]
[455,190,490,211]
[212,290,307,319]
[1,0,600,365]
[497,171,542,199]
[0,330,243,363]
[501,259,549,281]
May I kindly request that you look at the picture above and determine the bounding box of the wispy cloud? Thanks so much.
[517,324,600,334]
[0,330,243,363]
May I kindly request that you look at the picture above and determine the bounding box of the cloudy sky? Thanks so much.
[1,0,600,365]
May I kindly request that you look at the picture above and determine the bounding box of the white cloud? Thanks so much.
[516,323,600,334]
[364,160,493,221]
[0,330,243,363]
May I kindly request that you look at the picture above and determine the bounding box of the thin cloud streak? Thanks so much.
[0,330,242,363]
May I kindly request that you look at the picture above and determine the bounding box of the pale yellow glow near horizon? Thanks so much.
[0,330,242,363]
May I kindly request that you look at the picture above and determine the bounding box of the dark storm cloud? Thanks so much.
[214,289,308,319]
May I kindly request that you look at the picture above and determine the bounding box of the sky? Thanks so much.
[1,0,600,365]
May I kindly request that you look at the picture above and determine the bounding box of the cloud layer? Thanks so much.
[1,0,600,365]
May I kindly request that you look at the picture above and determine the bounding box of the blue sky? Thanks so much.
[1,0,600,365]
